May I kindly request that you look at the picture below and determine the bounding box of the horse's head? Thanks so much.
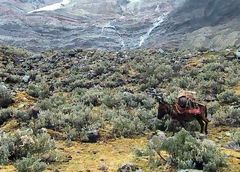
[154,93,170,119]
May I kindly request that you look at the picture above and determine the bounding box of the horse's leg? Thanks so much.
[202,118,208,135]
[179,120,186,130]
[197,118,204,134]
[202,106,210,134]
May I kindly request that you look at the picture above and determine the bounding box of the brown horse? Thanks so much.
[156,95,209,134]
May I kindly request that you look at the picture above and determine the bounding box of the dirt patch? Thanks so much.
[233,84,240,95]
[48,137,147,172]
[12,91,36,109]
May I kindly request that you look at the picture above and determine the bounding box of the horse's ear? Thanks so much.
[156,95,164,103]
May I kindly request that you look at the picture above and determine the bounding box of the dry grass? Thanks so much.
[48,137,147,172]
[233,84,240,95]
[12,91,36,109]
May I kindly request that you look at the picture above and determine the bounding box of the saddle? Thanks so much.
[175,103,201,115]
[176,96,201,115]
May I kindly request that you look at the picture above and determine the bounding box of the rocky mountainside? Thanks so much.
[0,0,239,51]
[149,0,240,50]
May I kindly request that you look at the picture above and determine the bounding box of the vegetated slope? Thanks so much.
[0,46,240,171]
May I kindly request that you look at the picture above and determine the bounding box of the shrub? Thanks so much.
[27,84,50,99]
[0,132,14,164]
[0,128,56,165]
[200,80,224,95]
[224,72,239,87]
[0,108,13,125]
[103,108,146,137]
[174,77,196,89]
[231,131,240,146]
[208,102,221,116]
[15,156,46,172]
[80,90,103,106]
[148,129,226,171]
[111,115,145,137]
[0,84,13,108]
[217,91,239,104]
[226,131,240,150]
[213,107,240,126]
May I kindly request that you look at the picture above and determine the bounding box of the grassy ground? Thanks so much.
[0,125,239,172]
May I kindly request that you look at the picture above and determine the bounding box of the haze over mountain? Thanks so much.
[0,0,239,51]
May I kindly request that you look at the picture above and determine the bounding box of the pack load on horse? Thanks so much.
[176,90,202,115]
[153,90,209,134]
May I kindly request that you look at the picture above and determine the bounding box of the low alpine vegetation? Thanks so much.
[137,129,226,171]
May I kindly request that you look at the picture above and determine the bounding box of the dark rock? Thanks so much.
[204,94,217,102]
[68,50,77,57]
[82,130,100,143]
[41,153,56,163]
[62,155,72,162]
[28,107,40,119]
[198,47,209,53]
[117,164,142,172]
[177,170,203,172]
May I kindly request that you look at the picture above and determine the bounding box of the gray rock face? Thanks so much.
[149,0,240,50]
[0,0,239,51]
[0,0,176,51]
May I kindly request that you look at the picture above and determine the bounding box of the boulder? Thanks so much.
[81,130,100,143]
[117,164,142,172]
[149,131,167,146]
[177,170,203,172]
[204,94,217,102]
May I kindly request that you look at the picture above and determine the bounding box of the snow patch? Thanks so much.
[139,12,168,47]
[28,0,71,13]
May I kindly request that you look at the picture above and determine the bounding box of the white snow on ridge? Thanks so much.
[28,0,71,13]
[139,12,169,47]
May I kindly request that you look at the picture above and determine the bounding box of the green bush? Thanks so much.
[15,156,46,172]
[0,128,56,165]
[0,108,13,125]
[226,131,240,150]
[0,84,13,108]
[27,83,50,99]
[231,131,240,146]
[0,132,14,164]
[213,107,240,126]
[148,129,226,171]
[217,91,239,104]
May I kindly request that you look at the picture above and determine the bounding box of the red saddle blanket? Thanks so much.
[175,104,201,115]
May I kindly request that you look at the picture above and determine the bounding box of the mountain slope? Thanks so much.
[0,0,239,51]
[148,0,240,50]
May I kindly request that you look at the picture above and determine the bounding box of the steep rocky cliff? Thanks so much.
[0,0,239,51]
[149,0,240,50]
